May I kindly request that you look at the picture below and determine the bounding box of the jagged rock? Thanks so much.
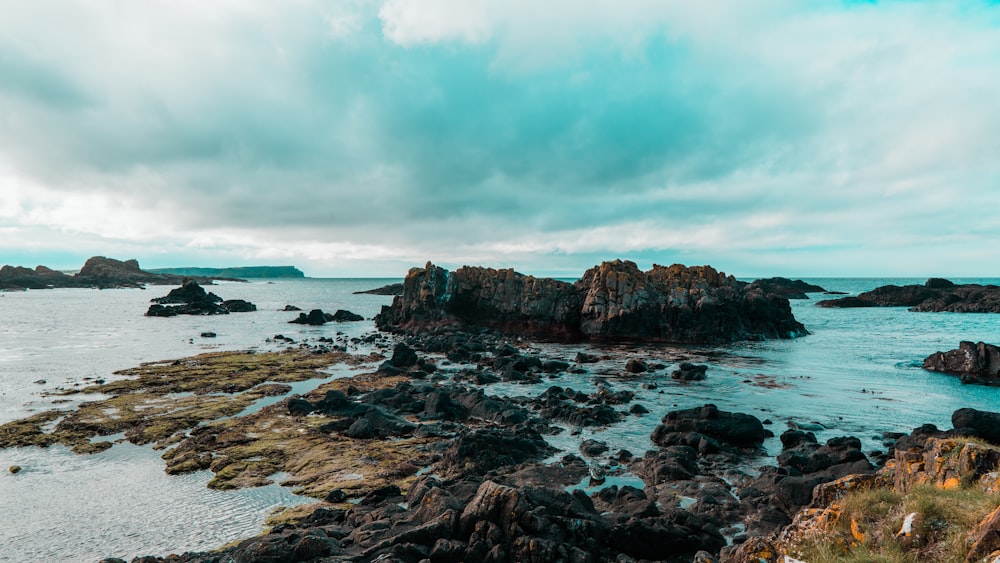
[376,260,807,344]
[290,309,329,325]
[625,358,648,373]
[146,280,254,317]
[818,279,1000,312]
[923,341,1000,384]
[221,299,256,313]
[747,277,826,299]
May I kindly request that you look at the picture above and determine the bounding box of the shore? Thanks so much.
[2,324,998,562]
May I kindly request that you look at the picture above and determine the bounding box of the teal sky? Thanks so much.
[2,1,1000,278]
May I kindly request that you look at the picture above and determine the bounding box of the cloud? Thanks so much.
[1,1,1000,276]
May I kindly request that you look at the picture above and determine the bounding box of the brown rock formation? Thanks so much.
[376,260,807,344]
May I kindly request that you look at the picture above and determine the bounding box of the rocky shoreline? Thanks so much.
[15,325,988,563]
[5,262,1000,562]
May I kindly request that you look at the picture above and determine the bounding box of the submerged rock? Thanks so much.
[376,260,807,344]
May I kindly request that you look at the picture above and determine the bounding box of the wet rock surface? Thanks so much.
[818,278,1000,312]
[376,260,807,344]
[923,340,1000,385]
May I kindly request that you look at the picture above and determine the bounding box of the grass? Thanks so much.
[787,484,1000,563]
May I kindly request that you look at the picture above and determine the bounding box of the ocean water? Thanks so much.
[2,277,1000,561]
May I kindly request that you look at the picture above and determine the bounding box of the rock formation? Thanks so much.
[376,260,807,344]
[923,341,1000,385]
[354,282,405,296]
[0,256,226,290]
[818,278,1000,312]
[747,277,826,299]
[289,309,366,325]
[146,280,256,316]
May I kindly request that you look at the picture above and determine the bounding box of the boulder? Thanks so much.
[923,342,1000,384]
[146,280,255,317]
[290,309,329,325]
[652,405,766,448]
[952,408,1000,444]
[331,309,364,322]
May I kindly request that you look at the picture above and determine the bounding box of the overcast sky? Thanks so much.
[2,1,999,278]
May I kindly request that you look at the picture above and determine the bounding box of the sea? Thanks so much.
[2,277,1000,562]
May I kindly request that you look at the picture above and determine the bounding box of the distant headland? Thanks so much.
[0,256,239,290]
[147,266,305,279]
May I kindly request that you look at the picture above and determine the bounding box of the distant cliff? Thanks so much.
[147,266,305,279]
[375,260,807,344]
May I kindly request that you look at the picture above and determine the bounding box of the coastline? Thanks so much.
[3,276,1000,560]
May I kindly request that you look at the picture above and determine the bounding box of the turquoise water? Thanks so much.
[1,277,999,560]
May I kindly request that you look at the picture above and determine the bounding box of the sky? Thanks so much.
[2,1,1000,278]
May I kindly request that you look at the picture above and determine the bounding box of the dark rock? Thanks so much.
[282,304,302,311]
[390,343,419,368]
[671,362,708,381]
[924,341,1000,384]
[579,439,609,457]
[652,405,766,448]
[325,489,347,503]
[221,299,256,312]
[438,428,550,476]
[375,259,807,344]
[926,277,956,289]
[625,358,648,373]
[818,280,1000,312]
[331,309,364,322]
[200,332,217,338]
[290,309,329,325]
[952,408,1000,444]
[146,280,255,317]
[748,277,826,299]
[629,404,649,415]
[575,352,599,363]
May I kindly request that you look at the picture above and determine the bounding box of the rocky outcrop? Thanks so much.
[289,309,366,325]
[923,341,1000,385]
[0,256,226,291]
[145,280,256,317]
[376,260,806,344]
[747,277,826,299]
[818,278,1000,312]
[723,409,1000,562]
[354,282,405,296]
